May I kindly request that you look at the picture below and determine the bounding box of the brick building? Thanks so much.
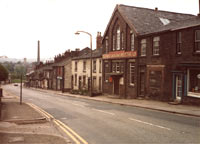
[102,4,200,104]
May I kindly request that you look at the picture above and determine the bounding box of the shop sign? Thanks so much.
[197,74,200,79]
[103,51,137,59]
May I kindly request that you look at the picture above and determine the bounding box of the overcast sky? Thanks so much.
[0,0,198,60]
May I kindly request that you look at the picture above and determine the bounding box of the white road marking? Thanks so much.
[129,118,171,131]
[72,103,85,108]
[93,109,115,116]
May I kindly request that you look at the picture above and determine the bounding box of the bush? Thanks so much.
[0,64,8,82]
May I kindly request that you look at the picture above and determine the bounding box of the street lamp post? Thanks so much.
[75,31,93,97]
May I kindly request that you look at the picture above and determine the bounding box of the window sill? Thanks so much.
[193,52,200,55]
[188,92,200,98]
[152,55,160,57]
[129,84,135,87]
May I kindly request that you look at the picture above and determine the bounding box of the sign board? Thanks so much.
[103,51,137,59]
[197,74,200,79]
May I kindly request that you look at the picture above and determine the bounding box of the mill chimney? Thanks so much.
[96,31,102,49]
[37,40,40,65]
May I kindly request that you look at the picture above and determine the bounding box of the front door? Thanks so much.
[114,77,120,95]
[140,72,145,96]
[175,75,182,101]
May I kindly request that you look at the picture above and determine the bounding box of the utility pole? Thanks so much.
[20,74,22,105]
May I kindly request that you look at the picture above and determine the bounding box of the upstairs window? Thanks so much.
[176,32,182,54]
[99,60,102,73]
[83,61,86,72]
[153,36,160,55]
[75,61,78,72]
[116,27,121,50]
[112,35,115,51]
[131,33,135,51]
[195,30,200,52]
[130,63,135,86]
[141,39,147,56]
[105,39,108,53]
[93,60,96,73]
[121,32,124,50]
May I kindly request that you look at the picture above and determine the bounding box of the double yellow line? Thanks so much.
[27,103,88,144]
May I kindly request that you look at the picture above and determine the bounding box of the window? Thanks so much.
[83,75,86,87]
[176,32,182,54]
[131,33,135,51]
[105,39,108,53]
[112,35,115,51]
[75,74,77,86]
[112,62,124,73]
[141,39,147,56]
[93,60,96,73]
[83,61,86,72]
[116,62,120,73]
[153,36,160,55]
[195,30,200,52]
[99,60,102,73]
[116,27,120,50]
[121,32,124,50]
[75,61,78,72]
[130,63,135,86]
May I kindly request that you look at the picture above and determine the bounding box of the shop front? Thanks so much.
[172,63,200,104]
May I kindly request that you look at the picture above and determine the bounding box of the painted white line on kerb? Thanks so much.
[129,118,171,131]
[93,109,115,116]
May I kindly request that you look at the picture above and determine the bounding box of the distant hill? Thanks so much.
[0,56,52,63]
[0,56,36,63]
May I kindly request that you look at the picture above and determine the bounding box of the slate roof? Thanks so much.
[103,4,198,37]
[72,48,102,60]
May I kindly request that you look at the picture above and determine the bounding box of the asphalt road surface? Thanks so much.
[3,84,200,144]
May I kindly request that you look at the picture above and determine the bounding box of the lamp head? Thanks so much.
[75,32,80,35]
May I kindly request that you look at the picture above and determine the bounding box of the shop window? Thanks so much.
[195,30,200,52]
[141,39,147,56]
[130,63,135,86]
[188,69,200,96]
[153,36,160,55]
[176,32,182,54]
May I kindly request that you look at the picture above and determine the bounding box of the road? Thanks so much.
[2,84,200,144]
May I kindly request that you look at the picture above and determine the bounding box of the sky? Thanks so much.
[0,0,198,60]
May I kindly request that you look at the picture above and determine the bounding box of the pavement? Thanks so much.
[0,90,72,144]
[31,88,200,118]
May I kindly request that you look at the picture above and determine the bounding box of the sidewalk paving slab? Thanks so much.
[0,90,72,144]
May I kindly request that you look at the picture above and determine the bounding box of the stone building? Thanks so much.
[71,32,103,94]
[102,4,200,104]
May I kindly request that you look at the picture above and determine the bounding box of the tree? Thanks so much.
[0,64,8,82]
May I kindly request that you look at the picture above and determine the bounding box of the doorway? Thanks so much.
[113,77,120,95]
[139,72,145,96]
[175,75,182,101]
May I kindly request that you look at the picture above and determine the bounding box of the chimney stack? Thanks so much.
[198,0,200,16]
[37,40,40,65]
[96,31,102,49]
[155,7,158,11]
